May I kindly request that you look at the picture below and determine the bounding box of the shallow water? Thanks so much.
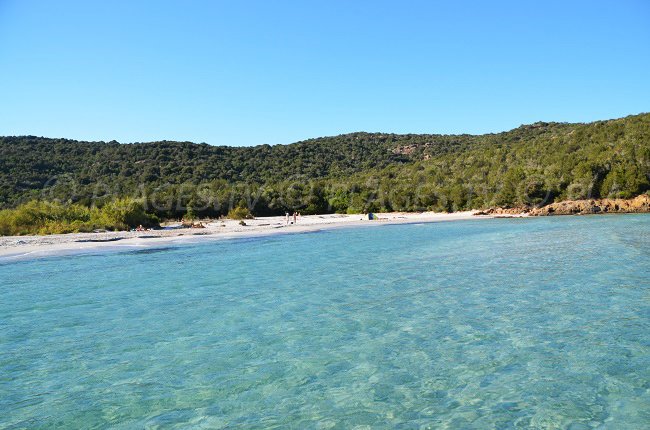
[1,215,649,429]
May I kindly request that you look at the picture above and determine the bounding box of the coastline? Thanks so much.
[0,211,492,261]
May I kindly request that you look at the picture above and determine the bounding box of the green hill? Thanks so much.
[1,113,649,219]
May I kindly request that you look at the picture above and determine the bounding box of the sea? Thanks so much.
[1,215,649,429]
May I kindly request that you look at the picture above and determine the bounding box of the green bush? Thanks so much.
[0,198,159,235]
[96,198,159,230]
[227,206,253,220]
[183,207,197,222]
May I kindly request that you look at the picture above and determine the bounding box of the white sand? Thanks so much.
[0,211,501,261]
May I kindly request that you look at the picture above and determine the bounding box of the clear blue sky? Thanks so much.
[1,0,649,146]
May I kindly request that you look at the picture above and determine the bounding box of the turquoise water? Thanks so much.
[1,216,649,429]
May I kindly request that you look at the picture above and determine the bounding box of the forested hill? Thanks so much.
[1,122,576,185]
[1,113,649,217]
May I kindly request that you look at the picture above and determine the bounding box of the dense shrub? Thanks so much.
[96,198,159,230]
[0,198,159,235]
[227,207,253,220]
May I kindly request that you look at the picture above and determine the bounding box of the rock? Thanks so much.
[529,194,650,216]
[474,195,650,217]
[474,206,531,216]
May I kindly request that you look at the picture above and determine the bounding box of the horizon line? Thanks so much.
[2,111,647,148]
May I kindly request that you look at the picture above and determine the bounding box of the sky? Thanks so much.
[0,0,649,146]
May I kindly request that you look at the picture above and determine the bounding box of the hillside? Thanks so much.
[1,113,648,219]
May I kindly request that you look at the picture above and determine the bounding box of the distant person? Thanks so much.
[293,212,297,224]
[285,212,290,225]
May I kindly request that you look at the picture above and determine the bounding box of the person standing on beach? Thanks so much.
[293,212,297,224]
[285,212,289,225]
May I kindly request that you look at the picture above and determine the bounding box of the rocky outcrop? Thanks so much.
[529,194,650,216]
[475,194,650,217]
[475,206,531,216]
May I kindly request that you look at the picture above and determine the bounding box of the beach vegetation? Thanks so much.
[183,206,197,222]
[227,207,253,220]
[0,198,158,235]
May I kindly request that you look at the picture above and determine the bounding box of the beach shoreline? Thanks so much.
[0,211,502,261]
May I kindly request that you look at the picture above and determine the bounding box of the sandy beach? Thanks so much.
[0,211,501,260]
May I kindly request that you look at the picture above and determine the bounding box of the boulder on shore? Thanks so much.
[474,206,531,216]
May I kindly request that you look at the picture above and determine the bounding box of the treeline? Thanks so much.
[0,113,648,224]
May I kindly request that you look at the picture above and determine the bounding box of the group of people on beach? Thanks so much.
[285,211,301,225]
